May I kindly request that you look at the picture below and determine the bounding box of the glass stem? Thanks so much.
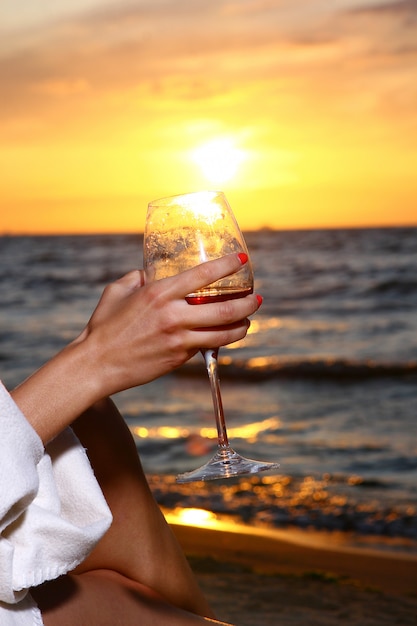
[202,348,229,449]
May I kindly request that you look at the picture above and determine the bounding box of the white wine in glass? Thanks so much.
[144,190,280,482]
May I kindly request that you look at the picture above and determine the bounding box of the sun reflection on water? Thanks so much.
[131,416,281,444]
[170,507,217,526]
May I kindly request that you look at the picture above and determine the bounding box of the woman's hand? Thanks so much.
[82,253,261,396]
[12,254,262,443]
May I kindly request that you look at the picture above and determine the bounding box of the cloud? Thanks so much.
[341,0,417,53]
[1,0,416,133]
[348,0,417,19]
[0,1,301,127]
[1,1,416,232]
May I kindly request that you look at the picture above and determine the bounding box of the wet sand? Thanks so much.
[170,522,417,625]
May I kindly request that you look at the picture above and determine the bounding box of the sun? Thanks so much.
[191,138,246,184]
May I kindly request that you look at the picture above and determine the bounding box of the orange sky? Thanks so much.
[1,0,416,233]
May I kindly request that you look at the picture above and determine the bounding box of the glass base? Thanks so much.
[176,446,280,483]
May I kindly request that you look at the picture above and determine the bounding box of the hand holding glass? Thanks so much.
[144,191,280,482]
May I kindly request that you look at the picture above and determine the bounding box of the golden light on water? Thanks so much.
[164,506,246,534]
[247,356,280,370]
[156,426,184,439]
[134,426,149,438]
[131,416,281,445]
[201,417,281,443]
[171,507,217,526]
[131,425,189,439]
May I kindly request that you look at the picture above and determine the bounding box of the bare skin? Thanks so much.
[12,254,260,444]
[32,399,232,625]
[12,254,260,624]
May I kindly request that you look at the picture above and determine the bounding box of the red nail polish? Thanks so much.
[238,252,248,264]
[256,294,263,306]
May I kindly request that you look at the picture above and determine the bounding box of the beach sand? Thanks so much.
[170,522,417,625]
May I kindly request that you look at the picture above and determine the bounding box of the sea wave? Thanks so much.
[176,356,417,381]
[146,474,417,542]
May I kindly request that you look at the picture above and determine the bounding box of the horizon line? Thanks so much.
[2,223,417,237]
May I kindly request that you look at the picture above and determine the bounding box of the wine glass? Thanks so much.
[144,190,280,483]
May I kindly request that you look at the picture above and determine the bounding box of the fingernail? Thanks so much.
[238,252,248,264]
[256,294,263,307]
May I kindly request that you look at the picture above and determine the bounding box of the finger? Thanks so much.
[90,271,145,322]
[181,292,261,328]
[162,253,249,299]
[191,319,251,349]
[114,270,146,292]
[100,270,145,305]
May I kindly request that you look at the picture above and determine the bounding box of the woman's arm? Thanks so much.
[12,253,260,444]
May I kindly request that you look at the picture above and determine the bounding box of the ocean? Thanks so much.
[1,228,416,552]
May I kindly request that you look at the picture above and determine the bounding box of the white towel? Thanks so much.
[0,381,113,625]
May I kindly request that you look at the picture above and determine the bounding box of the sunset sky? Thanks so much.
[1,0,416,233]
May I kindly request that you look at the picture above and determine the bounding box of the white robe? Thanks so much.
[0,381,113,625]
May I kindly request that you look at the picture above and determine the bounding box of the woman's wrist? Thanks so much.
[11,335,106,444]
